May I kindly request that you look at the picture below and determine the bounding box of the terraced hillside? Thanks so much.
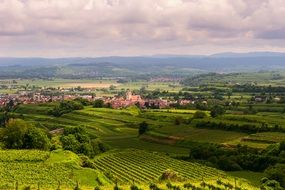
[13,104,192,155]
[94,149,224,183]
[93,149,260,190]
[13,104,285,152]
[0,150,110,189]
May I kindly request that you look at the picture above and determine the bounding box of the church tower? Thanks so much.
[126,91,132,100]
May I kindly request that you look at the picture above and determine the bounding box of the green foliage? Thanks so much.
[0,112,9,127]
[23,186,31,190]
[265,164,285,187]
[195,120,281,133]
[80,155,96,168]
[210,105,226,117]
[1,119,50,150]
[49,100,84,117]
[24,127,51,150]
[0,149,110,189]
[60,126,108,158]
[188,143,278,172]
[74,97,91,106]
[149,183,161,190]
[114,182,122,190]
[279,141,285,152]
[138,121,149,135]
[130,184,141,190]
[261,178,283,190]
[93,99,104,108]
[60,134,80,152]
[159,169,184,182]
[193,111,207,119]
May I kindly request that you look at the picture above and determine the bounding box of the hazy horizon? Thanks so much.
[1,51,285,59]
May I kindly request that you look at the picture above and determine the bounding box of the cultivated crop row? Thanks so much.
[94,150,225,184]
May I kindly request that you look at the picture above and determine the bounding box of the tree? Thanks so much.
[210,105,226,117]
[60,126,108,158]
[193,111,207,119]
[138,121,149,135]
[109,85,116,90]
[261,178,283,190]
[93,100,104,108]
[24,127,51,150]
[49,100,84,117]
[74,97,90,106]
[174,117,183,125]
[279,141,285,152]
[5,99,15,111]
[0,112,9,127]
[60,134,80,152]
[1,119,50,150]
[265,164,285,187]
[2,119,30,149]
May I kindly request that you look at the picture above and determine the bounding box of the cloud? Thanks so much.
[0,0,285,57]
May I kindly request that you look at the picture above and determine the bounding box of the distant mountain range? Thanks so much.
[210,52,285,58]
[0,52,284,78]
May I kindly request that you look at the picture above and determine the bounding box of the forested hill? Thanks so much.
[0,52,285,78]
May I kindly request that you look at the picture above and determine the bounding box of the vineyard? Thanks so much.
[0,149,259,190]
[93,149,259,189]
[94,149,225,183]
[0,150,110,190]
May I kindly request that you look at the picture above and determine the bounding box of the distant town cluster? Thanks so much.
[0,89,192,109]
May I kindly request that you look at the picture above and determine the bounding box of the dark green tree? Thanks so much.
[93,99,104,108]
[138,121,149,135]
[1,119,51,150]
[193,111,207,119]
[210,105,226,117]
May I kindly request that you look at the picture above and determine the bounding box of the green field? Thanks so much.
[13,103,285,152]
[0,149,110,190]
[0,149,258,190]
[227,171,265,186]
[93,149,258,189]
[5,90,285,189]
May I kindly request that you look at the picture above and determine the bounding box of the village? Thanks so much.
[0,88,193,109]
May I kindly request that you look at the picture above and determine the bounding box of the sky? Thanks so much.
[0,0,285,57]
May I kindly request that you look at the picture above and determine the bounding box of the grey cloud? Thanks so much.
[0,0,285,57]
[256,28,285,39]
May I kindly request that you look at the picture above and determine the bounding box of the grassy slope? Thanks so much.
[227,171,265,186]
[9,104,275,189]
[14,104,284,151]
[93,149,258,189]
[0,149,110,190]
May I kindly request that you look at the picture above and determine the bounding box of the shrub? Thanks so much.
[130,184,141,190]
[193,111,207,119]
[149,184,161,190]
[265,164,285,187]
[159,169,183,182]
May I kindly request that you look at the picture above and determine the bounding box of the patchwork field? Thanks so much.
[13,103,285,153]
